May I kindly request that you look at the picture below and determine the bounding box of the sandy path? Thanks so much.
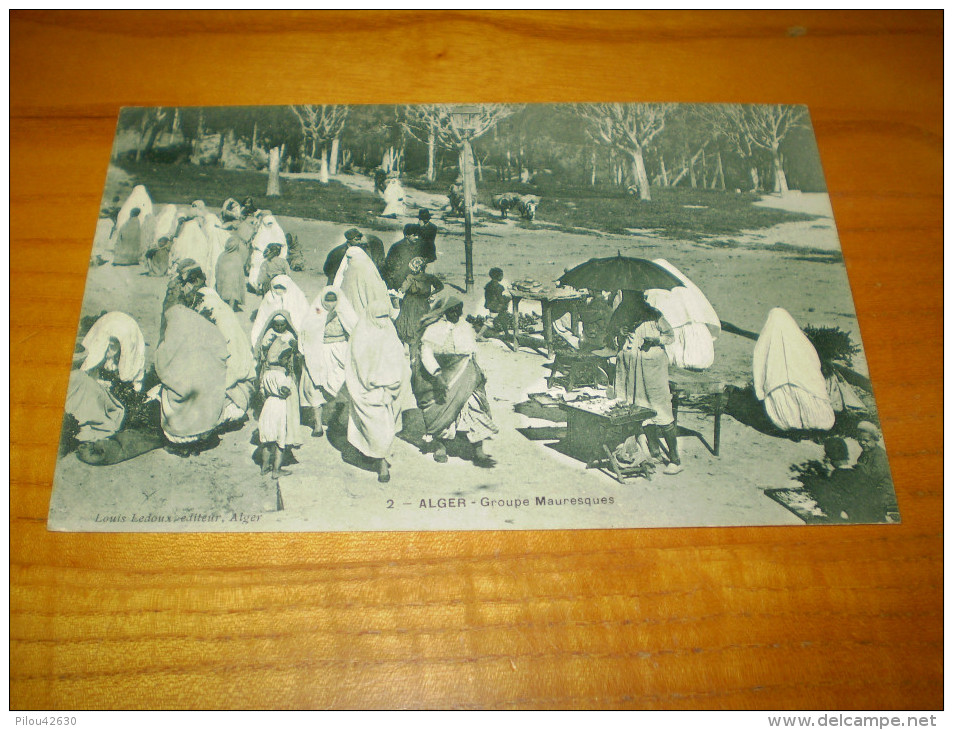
[50,174,869,532]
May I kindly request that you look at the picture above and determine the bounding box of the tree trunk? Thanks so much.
[629,148,651,201]
[217,131,228,166]
[267,146,281,196]
[319,144,330,184]
[135,114,149,162]
[659,155,668,187]
[688,153,697,188]
[591,148,597,186]
[772,147,789,193]
[749,165,761,192]
[329,137,340,175]
[426,128,436,182]
[251,120,258,152]
[715,152,726,190]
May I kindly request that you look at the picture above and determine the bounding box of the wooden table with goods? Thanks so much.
[508,284,585,358]
[11,10,941,711]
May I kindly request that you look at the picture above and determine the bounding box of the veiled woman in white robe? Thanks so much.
[299,286,358,408]
[646,259,720,371]
[345,298,411,481]
[753,307,835,431]
[195,287,257,422]
[247,212,287,288]
[333,246,394,321]
[79,311,146,392]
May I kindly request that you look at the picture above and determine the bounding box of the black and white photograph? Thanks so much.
[47,102,900,532]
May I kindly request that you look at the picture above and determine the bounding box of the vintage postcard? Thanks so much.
[47,102,899,531]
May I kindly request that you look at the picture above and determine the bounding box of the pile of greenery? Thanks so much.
[803,325,861,366]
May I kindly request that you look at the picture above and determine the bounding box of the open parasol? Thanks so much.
[558,254,684,292]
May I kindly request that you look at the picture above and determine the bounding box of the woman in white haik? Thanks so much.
[753,307,835,432]
[344,298,411,483]
[298,286,359,437]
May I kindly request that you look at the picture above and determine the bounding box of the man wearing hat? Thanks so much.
[323,227,363,284]
[416,209,438,263]
[853,421,898,519]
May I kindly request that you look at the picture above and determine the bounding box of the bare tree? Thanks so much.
[134,107,172,162]
[401,104,443,181]
[402,103,520,181]
[290,104,349,183]
[573,102,674,201]
[699,103,806,193]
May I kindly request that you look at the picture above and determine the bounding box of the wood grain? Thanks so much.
[10,10,942,710]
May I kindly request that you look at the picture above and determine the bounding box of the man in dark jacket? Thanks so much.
[382,224,422,290]
[323,227,363,284]
[416,209,438,263]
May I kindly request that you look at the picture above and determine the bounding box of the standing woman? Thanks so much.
[113,208,142,266]
[334,244,393,320]
[299,286,358,437]
[394,257,443,351]
[192,285,257,425]
[613,293,682,475]
[415,295,499,467]
[344,298,411,483]
[215,235,247,311]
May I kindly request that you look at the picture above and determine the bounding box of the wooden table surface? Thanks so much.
[10,11,942,710]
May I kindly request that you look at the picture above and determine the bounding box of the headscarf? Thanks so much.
[250,274,312,345]
[333,245,390,319]
[80,311,146,389]
[856,421,882,440]
[418,294,464,333]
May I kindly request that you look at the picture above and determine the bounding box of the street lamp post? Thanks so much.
[450,105,482,293]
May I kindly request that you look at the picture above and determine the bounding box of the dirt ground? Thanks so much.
[48,171,874,532]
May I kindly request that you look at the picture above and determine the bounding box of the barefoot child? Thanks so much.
[258,348,301,479]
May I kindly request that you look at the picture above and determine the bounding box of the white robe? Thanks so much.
[646,259,720,370]
[247,214,287,287]
[114,185,154,237]
[80,311,146,391]
[753,307,835,431]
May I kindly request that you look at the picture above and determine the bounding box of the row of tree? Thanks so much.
[117,103,823,199]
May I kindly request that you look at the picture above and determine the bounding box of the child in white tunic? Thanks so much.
[258,349,301,479]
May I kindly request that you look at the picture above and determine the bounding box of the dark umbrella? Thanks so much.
[558,254,683,292]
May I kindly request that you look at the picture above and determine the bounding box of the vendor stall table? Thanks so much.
[509,286,585,358]
[669,367,729,457]
[558,398,656,466]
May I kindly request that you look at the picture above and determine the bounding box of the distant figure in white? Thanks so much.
[381,177,407,217]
